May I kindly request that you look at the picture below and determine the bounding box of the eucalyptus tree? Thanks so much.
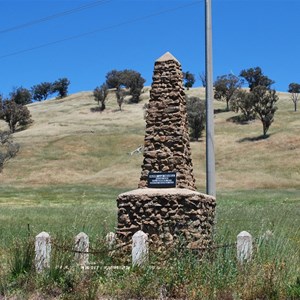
[233,67,278,137]
[31,82,53,101]
[183,71,196,90]
[52,78,70,98]
[240,66,274,91]
[214,74,242,111]
[93,83,109,111]
[288,82,300,112]
[0,98,32,133]
[250,85,278,137]
[10,87,32,105]
[105,69,145,103]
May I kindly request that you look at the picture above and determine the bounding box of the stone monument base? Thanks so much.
[116,188,216,250]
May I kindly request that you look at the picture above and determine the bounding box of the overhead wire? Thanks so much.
[0,0,112,34]
[0,1,202,60]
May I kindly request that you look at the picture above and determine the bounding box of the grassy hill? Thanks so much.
[0,87,299,191]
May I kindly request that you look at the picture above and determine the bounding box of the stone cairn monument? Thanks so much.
[116,52,216,250]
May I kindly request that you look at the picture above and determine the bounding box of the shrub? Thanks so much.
[186,95,205,141]
[0,130,20,172]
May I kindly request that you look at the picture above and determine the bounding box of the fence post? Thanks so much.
[105,232,116,249]
[131,230,149,266]
[74,232,89,268]
[132,230,148,267]
[237,231,253,263]
[35,231,51,272]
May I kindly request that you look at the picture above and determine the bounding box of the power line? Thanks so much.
[0,1,202,60]
[0,0,111,35]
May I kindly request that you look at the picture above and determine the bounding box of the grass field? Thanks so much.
[0,87,299,299]
[0,186,299,246]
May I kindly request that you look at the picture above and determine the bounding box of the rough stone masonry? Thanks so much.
[116,52,216,250]
[138,52,195,190]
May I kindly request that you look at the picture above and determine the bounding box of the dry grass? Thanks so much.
[211,92,300,190]
[0,87,299,192]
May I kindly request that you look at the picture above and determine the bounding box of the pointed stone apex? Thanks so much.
[156,52,180,63]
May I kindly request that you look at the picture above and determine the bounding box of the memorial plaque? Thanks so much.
[148,172,176,188]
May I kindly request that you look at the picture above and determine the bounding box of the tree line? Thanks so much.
[5,77,71,105]
[93,69,146,111]
[0,78,70,133]
[92,69,197,111]
[187,67,281,140]
[0,78,71,171]
[214,67,277,137]
[185,66,299,141]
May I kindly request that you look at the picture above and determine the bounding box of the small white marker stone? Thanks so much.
[74,232,89,267]
[35,231,51,272]
[132,230,148,267]
[237,231,253,263]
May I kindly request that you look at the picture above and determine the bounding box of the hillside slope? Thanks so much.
[0,88,299,192]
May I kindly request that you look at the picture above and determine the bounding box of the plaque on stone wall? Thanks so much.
[148,172,176,188]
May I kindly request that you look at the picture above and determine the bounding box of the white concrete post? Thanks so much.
[237,231,253,263]
[132,230,148,267]
[105,232,116,249]
[35,231,51,272]
[74,232,89,268]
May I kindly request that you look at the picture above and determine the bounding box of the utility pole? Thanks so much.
[205,0,216,197]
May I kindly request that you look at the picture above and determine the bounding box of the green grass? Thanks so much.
[0,185,125,250]
[0,188,299,299]
[0,187,299,251]
[2,206,299,299]
[216,189,300,246]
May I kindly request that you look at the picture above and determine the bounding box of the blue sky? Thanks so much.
[0,0,299,97]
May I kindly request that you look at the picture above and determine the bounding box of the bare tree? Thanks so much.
[199,72,206,87]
